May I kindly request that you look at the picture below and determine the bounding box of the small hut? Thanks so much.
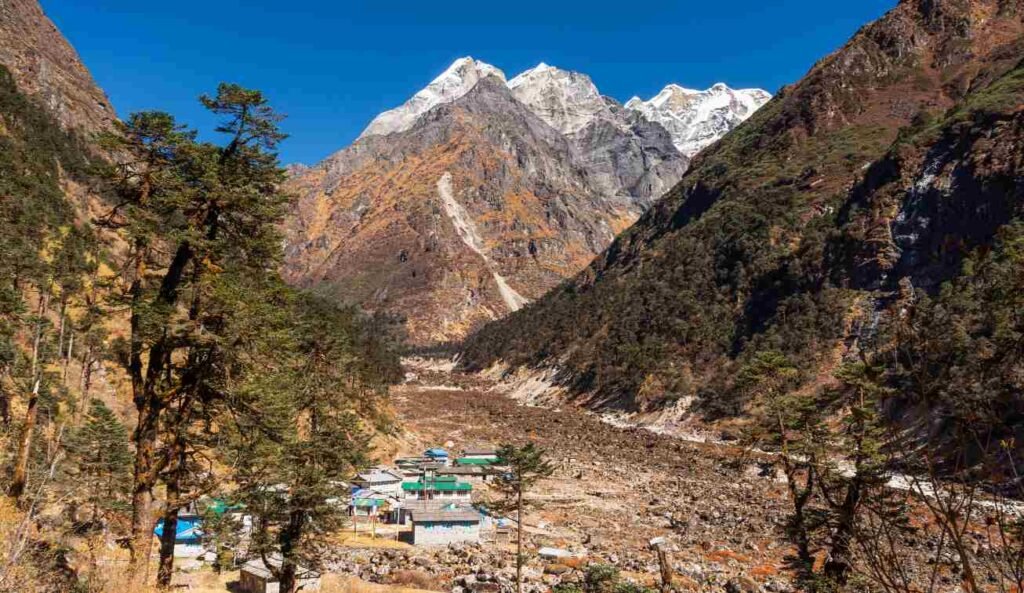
[240,555,321,593]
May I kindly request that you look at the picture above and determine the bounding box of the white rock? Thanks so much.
[508,63,611,135]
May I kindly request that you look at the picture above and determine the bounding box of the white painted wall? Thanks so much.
[413,521,481,546]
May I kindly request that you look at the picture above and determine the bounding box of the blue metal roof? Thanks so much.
[424,448,449,457]
[154,515,202,544]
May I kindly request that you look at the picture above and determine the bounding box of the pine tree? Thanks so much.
[231,292,383,593]
[64,399,133,522]
[491,443,555,593]
[738,350,819,572]
[97,83,290,583]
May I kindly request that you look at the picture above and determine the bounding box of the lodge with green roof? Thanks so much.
[401,475,473,501]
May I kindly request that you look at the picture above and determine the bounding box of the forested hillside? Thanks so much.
[0,34,402,593]
[461,0,1024,433]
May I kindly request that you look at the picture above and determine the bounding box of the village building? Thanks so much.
[350,488,402,523]
[438,465,492,484]
[395,457,428,471]
[461,445,499,462]
[424,448,451,466]
[401,475,472,501]
[409,507,482,546]
[351,468,405,495]
[454,457,494,467]
[398,499,445,525]
[240,555,321,593]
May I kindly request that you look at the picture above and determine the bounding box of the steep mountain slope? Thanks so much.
[626,83,771,157]
[286,58,743,344]
[358,57,507,139]
[461,0,1024,422]
[283,77,645,343]
[0,0,115,135]
[510,63,689,206]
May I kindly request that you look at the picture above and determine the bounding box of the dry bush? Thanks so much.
[386,569,444,591]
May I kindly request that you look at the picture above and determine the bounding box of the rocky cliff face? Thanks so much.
[0,0,115,135]
[461,0,1024,421]
[509,63,689,206]
[284,58,760,343]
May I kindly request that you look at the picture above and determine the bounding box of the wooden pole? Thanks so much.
[650,538,673,593]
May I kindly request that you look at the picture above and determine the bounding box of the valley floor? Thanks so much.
[385,360,798,591]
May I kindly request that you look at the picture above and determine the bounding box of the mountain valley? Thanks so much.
[1,1,1023,592]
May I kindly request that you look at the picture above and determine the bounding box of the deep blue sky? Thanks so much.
[42,0,896,165]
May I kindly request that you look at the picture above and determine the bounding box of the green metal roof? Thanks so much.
[206,499,244,515]
[455,458,493,466]
[402,479,472,492]
[353,498,388,508]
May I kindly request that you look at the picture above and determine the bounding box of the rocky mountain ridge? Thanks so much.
[284,58,767,343]
[358,56,770,160]
[283,77,647,343]
[0,0,115,135]
[626,83,771,156]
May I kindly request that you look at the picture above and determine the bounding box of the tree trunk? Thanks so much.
[76,347,94,423]
[9,294,48,503]
[7,378,40,501]
[0,367,10,426]
[157,436,187,587]
[279,508,306,593]
[655,545,673,593]
[128,410,159,583]
[127,240,193,581]
[62,331,73,385]
[156,506,180,588]
[824,479,862,585]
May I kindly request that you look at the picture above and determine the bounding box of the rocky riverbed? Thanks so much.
[373,361,800,593]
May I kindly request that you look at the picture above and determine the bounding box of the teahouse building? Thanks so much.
[350,489,402,523]
[409,507,482,546]
[461,446,499,462]
[401,475,472,501]
[352,469,405,496]
[424,448,450,466]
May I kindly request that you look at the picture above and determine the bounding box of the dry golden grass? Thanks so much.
[92,571,442,593]
[96,569,237,593]
[323,574,440,593]
[330,529,413,550]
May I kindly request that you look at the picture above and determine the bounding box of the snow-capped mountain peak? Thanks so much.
[627,83,772,157]
[507,62,610,135]
[358,57,506,139]
[359,58,771,162]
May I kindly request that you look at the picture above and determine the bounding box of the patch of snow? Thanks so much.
[626,83,772,156]
[508,63,610,135]
[359,57,507,139]
[437,173,529,313]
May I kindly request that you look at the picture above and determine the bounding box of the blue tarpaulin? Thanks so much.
[153,515,202,544]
